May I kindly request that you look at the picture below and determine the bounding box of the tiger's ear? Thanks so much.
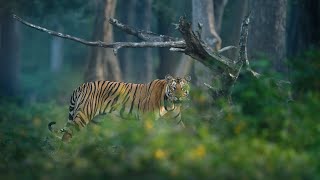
[165,74,173,82]
[185,75,191,82]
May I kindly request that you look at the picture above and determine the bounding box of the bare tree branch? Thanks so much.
[177,16,238,71]
[13,12,258,100]
[12,14,106,48]
[109,18,178,42]
[236,12,260,78]
[169,47,186,52]
[12,14,186,55]
[218,46,237,53]
[111,40,186,55]
[13,14,237,71]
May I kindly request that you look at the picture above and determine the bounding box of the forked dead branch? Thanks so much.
[12,13,259,102]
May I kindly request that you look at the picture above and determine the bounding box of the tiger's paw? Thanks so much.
[62,132,72,142]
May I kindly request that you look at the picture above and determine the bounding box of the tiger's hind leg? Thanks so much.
[66,112,93,141]
[49,120,77,142]
[61,121,75,142]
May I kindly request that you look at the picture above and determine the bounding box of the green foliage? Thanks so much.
[1,49,320,179]
[291,49,320,93]
[0,100,318,179]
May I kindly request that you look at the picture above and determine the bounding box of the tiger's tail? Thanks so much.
[48,121,63,140]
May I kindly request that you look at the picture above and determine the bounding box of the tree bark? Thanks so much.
[0,12,20,97]
[248,0,287,73]
[50,23,64,73]
[287,0,320,57]
[156,0,182,79]
[175,55,193,77]
[192,0,221,90]
[214,0,228,33]
[85,0,121,82]
[85,0,105,81]
[121,0,137,81]
[137,0,153,82]
[220,0,248,59]
[103,0,122,81]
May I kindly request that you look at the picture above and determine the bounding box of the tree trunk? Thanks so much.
[85,0,105,81]
[121,0,137,81]
[220,0,248,59]
[287,0,320,57]
[50,23,64,73]
[175,55,193,77]
[138,0,153,82]
[103,0,122,81]
[85,0,121,82]
[248,0,287,73]
[192,0,221,88]
[156,0,182,79]
[0,12,20,97]
[214,0,228,33]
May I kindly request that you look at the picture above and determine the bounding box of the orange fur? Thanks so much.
[48,76,190,141]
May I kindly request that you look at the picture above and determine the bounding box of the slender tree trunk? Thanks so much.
[85,0,105,81]
[0,12,20,96]
[287,0,320,57]
[220,0,248,59]
[104,0,122,81]
[214,0,228,33]
[192,0,221,88]
[248,0,287,73]
[126,0,153,83]
[138,0,153,82]
[175,55,193,77]
[85,0,121,82]
[156,0,182,79]
[121,0,137,81]
[50,24,64,73]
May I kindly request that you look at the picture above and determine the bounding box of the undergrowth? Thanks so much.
[0,49,319,179]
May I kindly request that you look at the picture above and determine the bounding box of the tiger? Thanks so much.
[48,75,191,142]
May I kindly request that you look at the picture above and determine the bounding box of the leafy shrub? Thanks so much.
[1,49,320,179]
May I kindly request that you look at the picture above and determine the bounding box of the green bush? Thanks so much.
[1,49,320,179]
[0,96,319,179]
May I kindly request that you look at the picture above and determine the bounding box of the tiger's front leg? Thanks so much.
[173,111,186,128]
[61,129,73,142]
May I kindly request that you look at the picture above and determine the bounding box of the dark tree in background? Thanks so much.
[220,0,248,59]
[0,11,21,96]
[117,0,154,83]
[192,0,222,90]
[155,0,183,79]
[136,0,153,82]
[213,0,228,33]
[248,0,287,74]
[287,0,320,57]
[85,0,105,81]
[50,21,64,73]
[0,0,91,99]
[116,0,137,82]
[85,0,121,82]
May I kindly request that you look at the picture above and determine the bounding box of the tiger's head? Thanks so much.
[165,75,191,103]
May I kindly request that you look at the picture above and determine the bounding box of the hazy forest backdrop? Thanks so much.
[0,0,320,179]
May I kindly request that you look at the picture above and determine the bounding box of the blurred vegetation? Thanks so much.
[0,48,319,179]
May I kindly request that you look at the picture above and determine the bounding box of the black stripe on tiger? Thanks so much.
[48,75,191,142]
